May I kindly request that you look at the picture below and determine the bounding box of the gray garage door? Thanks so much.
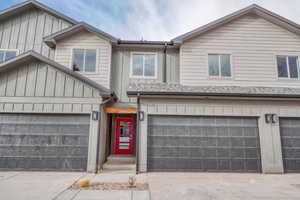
[280,118,300,173]
[147,116,261,172]
[0,114,90,171]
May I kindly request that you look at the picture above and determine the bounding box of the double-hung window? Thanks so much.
[277,56,299,79]
[72,49,96,72]
[131,53,156,78]
[208,54,231,77]
[0,50,17,63]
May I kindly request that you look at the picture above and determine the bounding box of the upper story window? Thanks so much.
[131,53,156,78]
[277,56,299,79]
[72,49,96,72]
[0,50,17,63]
[208,54,231,77]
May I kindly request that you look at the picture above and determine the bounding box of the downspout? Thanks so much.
[163,42,168,83]
[136,93,141,174]
[95,95,113,173]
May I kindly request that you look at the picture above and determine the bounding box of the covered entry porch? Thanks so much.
[101,107,138,172]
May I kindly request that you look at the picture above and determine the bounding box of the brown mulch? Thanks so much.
[70,182,149,191]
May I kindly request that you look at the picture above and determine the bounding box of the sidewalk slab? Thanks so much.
[74,190,131,200]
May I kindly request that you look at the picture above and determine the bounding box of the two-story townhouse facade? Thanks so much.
[1,0,300,174]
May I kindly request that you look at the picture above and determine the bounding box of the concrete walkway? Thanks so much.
[0,171,149,200]
[0,171,85,200]
[1,171,300,200]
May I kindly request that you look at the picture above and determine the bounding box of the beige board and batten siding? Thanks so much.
[180,14,300,87]
[0,7,72,59]
[111,48,179,103]
[137,98,300,173]
[0,60,102,113]
[55,30,112,88]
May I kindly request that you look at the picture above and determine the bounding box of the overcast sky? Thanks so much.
[1,0,300,40]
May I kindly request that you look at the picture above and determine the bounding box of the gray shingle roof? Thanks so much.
[127,83,300,98]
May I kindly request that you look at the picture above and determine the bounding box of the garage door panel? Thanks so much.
[0,114,90,171]
[0,124,89,135]
[0,157,87,171]
[245,148,260,158]
[280,118,300,172]
[0,146,88,157]
[147,115,261,172]
[0,135,88,146]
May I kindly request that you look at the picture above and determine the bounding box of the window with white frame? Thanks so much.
[277,56,299,78]
[131,53,156,78]
[208,54,231,77]
[72,49,96,72]
[0,50,17,63]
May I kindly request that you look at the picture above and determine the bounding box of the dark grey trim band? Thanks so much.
[127,91,300,99]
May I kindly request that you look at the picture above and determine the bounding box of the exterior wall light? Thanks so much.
[138,111,144,121]
[265,113,278,124]
[92,111,99,120]
[271,114,278,123]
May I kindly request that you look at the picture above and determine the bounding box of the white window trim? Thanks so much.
[0,49,19,62]
[276,55,300,80]
[71,48,98,74]
[130,52,158,79]
[207,54,233,79]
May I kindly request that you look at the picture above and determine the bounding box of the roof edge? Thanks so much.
[44,22,119,48]
[127,90,300,99]
[172,4,300,43]
[0,50,113,97]
[0,0,77,24]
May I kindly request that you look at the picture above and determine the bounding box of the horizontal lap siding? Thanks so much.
[141,99,300,117]
[55,31,112,88]
[180,14,300,87]
[0,8,72,59]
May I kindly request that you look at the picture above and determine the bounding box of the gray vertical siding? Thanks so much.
[0,7,72,59]
[111,47,179,103]
[0,60,102,114]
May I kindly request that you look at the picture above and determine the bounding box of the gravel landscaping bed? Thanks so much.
[70,182,149,191]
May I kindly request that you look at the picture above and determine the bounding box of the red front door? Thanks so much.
[114,117,135,155]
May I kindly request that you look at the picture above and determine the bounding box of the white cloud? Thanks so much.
[21,0,300,40]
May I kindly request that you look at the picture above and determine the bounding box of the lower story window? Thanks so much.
[277,56,299,78]
[0,50,17,63]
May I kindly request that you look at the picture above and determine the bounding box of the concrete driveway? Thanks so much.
[1,171,300,200]
[146,173,300,200]
[0,171,86,200]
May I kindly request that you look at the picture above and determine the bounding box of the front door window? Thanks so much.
[115,117,135,154]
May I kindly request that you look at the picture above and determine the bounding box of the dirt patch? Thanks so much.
[70,182,149,191]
